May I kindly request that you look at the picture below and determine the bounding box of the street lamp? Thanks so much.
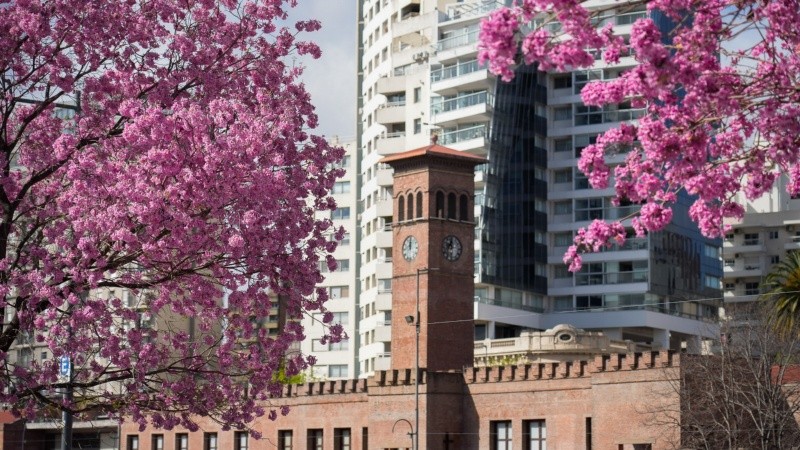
[407,267,437,450]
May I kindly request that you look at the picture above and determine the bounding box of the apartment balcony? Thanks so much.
[437,124,487,153]
[724,265,764,279]
[376,163,394,187]
[574,107,646,127]
[376,101,407,124]
[374,352,392,371]
[376,258,393,279]
[376,225,393,248]
[435,29,479,62]
[374,322,392,343]
[431,60,491,96]
[785,235,800,251]
[431,91,493,128]
[723,240,766,254]
[376,290,393,311]
[440,0,503,23]
[376,196,393,217]
[376,75,408,95]
[376,132,406,155]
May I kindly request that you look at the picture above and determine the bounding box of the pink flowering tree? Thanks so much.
[0,0,345,431]
[479,0,800,270]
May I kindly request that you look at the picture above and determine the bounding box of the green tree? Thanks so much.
[763,251,800,336]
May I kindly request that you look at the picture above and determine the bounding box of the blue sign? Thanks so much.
[59,356,71,377]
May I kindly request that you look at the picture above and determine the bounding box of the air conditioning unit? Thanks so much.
[413,51,429,62]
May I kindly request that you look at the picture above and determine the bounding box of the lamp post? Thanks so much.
[404,267,437,450]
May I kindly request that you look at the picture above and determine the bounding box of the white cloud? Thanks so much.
[288,1,358,140]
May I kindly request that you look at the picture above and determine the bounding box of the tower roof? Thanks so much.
[380,144,487,166]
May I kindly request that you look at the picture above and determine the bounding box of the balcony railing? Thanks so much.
[437,29,479,51]
[438,124,486,145]
[431,59,481,83]
[431,91,490,116]
[383,131,406,139]
[575,108,645,126]
[474,295,545,313]
[441,1,503,22]
[575,270,648,285]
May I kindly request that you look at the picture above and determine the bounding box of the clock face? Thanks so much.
[402,236,419,261]
[442,235,462,261]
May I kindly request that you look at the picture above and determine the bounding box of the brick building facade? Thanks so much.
[1,145,682,450]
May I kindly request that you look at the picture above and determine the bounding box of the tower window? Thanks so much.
[459,194,469,221]
[416,192,423,218]
[447,193,457,219]
[436,191,445,218]
[398,196,405,222]
[407,194,414,221]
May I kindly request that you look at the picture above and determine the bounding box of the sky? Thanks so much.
[289,1,358,142]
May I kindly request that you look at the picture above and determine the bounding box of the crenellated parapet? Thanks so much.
[281,378,368,397]
[465,350,678,384]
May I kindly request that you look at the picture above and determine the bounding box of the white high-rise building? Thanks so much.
[303,137,360,379]
[355,0,721,377]
[722,175,800,314]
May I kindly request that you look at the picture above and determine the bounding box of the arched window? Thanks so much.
[459,194,469,221]
[416,192,423,218]
[398,195,405,222]
[447,193,457,219]
[436,191,445,218]
[407,194,414,221]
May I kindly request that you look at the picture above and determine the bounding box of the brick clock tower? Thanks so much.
[381,142,485,372]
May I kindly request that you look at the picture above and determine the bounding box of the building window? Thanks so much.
[398,196,405,221]
[553,168,572,183]
[329,364,348,378]
[460,194,469,221]
[769,230,779,239]
[554,265,572,279]
[554,200,572,215]
[278,431,293,450]
[553,105,572,121]
[553,74,572,89]
[743,233,760,245]
[524,420,546,450]
[447,193,457,219]
[554,296,573,311]
[152,435,164,450]
[334,428,351,450]
[585,417,592,450]
[307,429,323,450]
[575,198,603,221]
[416,192,423,218]
[127,436,139,450]
[745,282,760,296]
[175,434,188,450]
[554,137,572,152]
[771,255,780,264]
[204,433,217,450]
[361,428,368,450]
[332,181,351,194]
[704,275,720,289]
[554,232,573,247]
[332,207,351,220]
[414,118,422,134]
[329,286,350,299]
[414,87,421,103]
[234,432,248,450]
[491,421,513,450]
[407,194,414,220]
[332,312,349,325]
[704,244,720,259]
[436,191,445,217]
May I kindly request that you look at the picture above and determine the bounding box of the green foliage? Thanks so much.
[762,251,800,336]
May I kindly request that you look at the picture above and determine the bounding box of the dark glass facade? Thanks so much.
[479,64,548,294]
